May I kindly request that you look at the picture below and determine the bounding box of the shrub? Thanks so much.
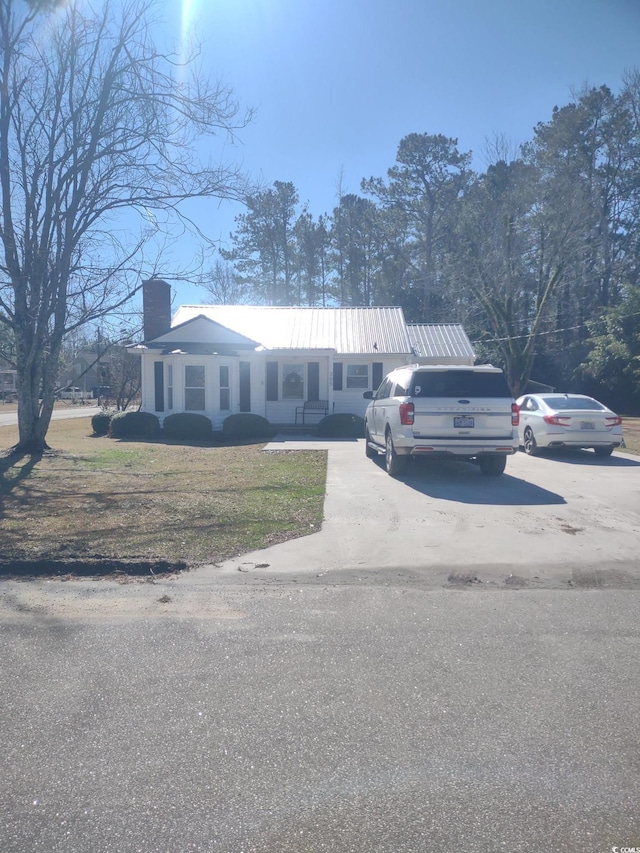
[317,412,365,438]
[222,413,275,440]
[163,412,213,440]
[109,410,161,439]
[91,410,115,436]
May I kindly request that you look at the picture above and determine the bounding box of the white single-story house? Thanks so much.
[134,279,476,428]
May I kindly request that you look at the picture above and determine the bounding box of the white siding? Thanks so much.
[142,352,242,430]
[332,356,411,417]
[139,328,473,425]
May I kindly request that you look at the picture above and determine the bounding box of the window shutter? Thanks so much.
[333,362,343,391]
[372,362,383,390]
[239,362,251,412]
[266,361,278,401]
[154,362,164,412]
[308,362,320,400]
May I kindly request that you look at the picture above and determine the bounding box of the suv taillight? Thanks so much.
[511,403,520,426]
[399,402,415,425]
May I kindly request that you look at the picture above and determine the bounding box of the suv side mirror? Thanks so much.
[363,390,374,400]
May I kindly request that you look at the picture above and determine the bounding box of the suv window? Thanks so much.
[391,379,409,396]
[375,378,392,399]
[409,370,512,398]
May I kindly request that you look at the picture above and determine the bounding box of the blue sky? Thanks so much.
[165,0,640,305]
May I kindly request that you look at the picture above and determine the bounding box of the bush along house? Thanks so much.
[133,279,476,430]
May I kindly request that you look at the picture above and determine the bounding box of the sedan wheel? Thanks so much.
[385,430,407,477]
[523,426,538,456]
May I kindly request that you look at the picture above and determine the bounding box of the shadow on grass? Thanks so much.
[0,451,43,520]
[1,451,188,578]
[0,449,41,487]
[105,434,278,449]
[0,557,188,581]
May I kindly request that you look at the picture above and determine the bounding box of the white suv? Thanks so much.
[363,364,520,477]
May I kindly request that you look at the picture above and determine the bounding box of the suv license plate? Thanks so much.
[454,416,474,428]
[581,421,595,430]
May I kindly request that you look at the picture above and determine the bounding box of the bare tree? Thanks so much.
[202,257,250,305]
[0,0,251,453]
[452,158,579,396]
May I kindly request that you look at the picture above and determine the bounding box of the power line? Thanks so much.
[472,323,585,345]
[472,309,640,345]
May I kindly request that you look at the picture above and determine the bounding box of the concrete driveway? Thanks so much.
[186,437,640,591]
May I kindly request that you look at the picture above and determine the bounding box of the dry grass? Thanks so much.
[0,416,326,575]
[622,418,640,456]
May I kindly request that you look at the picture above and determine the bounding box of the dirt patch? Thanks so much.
[446,572,483,586]
[560,523,584,535]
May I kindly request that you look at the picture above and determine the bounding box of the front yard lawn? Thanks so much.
[0,417,326,578]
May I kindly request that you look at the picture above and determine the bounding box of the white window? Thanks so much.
[346,364,369,389]
[219,365,230,410]
[185,365,205,411]
[167,364,174,411]
[282,364,304,399]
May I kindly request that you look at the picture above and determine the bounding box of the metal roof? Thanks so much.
[407,324,475,361]
[171,305,414,355]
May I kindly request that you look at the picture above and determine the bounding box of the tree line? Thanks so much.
[215,79,640,410]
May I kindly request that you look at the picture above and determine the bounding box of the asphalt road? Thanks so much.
[2,437,640,852]
[0,403,98,428]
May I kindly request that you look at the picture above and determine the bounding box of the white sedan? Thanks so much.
[515,393,623,457]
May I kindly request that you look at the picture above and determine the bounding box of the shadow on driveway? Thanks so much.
[525,448,640,466]
[373,456,567,506]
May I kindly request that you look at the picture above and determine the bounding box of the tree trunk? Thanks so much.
[14,384,54,455]
[12,319,61,455]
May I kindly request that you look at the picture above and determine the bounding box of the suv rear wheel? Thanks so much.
[385,430,407,477]
[478,455,506,477]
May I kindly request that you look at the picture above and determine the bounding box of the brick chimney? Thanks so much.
[142,279,172,342]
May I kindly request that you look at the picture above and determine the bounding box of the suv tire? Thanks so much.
[385,430,407,477]
[478,455,506,477]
